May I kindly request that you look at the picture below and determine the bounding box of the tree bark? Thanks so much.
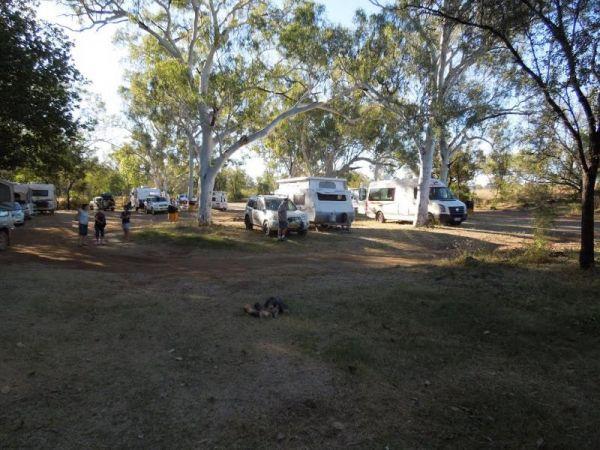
[439,133,450,184]
[187,133,196,201]
[414,124,435,226]
[579,138,598,269]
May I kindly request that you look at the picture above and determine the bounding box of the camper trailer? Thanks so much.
[28,183,56,214]
[366,178,467,225]
[130,186,161,211]
[275,177,355,228]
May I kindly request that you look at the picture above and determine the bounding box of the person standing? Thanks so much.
[76,204,89,247]
[94,210,107,245]
[120,206,131,241]
[277,198,289,241]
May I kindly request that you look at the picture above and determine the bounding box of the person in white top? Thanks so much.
[76,204,89,247]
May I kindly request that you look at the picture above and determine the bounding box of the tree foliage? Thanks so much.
[0,0,85,174]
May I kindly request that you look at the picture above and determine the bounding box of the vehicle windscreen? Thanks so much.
[429,187,455,200]
[264,198,297,211]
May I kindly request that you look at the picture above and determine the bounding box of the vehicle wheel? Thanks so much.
[244,216,253,230]
[376,211,385,223]
[427,213,436,227]
[298,228,307,236]
[262,221,271,236]
[0,230,9,251]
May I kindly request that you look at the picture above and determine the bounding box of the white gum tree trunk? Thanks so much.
[414,124,435,226]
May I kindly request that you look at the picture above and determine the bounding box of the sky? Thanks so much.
[36,1,381,179]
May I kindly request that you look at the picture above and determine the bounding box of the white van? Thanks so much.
[275,177,355,227]
[130,186,161,211]
[28,183,56,214]
[211,191,228,211]
[366,178,467,225]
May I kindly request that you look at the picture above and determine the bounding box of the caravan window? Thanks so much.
[317,193,346,201]
[32,190,49,197]
[368,188,395,201]
[318,181,336,189]
[358,188,367,201]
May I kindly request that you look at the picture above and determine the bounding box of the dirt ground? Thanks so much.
[1,206,599,448]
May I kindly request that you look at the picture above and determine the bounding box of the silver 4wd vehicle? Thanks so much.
[145,196,170,214]
[245,195,308,236]
[0,208,14,250]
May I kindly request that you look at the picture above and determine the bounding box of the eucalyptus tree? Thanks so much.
[262,104,407,178]
[347,7,445,225]
[68,0,355,224]
[347,3,492,224]
[1,0,85,175]
[414,0,599,268]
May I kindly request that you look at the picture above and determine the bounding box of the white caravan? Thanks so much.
[28,183,56,214]
[366,178,468,225]
[211,191,228,211]
[275,177,355,227]
[130,186,161,211]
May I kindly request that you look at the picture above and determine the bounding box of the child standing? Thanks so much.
[120,206,131,241]
[76,204,89,247]
[94,210,107,245]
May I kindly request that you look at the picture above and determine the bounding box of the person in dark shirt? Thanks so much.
[277,199,289,241]
[94,210,107,245]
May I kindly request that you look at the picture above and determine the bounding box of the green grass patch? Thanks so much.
[135,224,264,250]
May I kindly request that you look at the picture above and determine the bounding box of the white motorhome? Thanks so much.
[130,186,161,211]
[28,183,56,214]
[211,191,228,211]
[366,178,467,225]
[275,177,355,227]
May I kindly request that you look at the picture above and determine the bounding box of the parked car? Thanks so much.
[16,200,33,220]
[0,209,13,250]
[145,196,170,215]
[0,202,24,226]
[244,195,309,236]
[90,193,116,211]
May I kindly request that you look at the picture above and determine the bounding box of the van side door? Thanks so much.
[381,188,398,219]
